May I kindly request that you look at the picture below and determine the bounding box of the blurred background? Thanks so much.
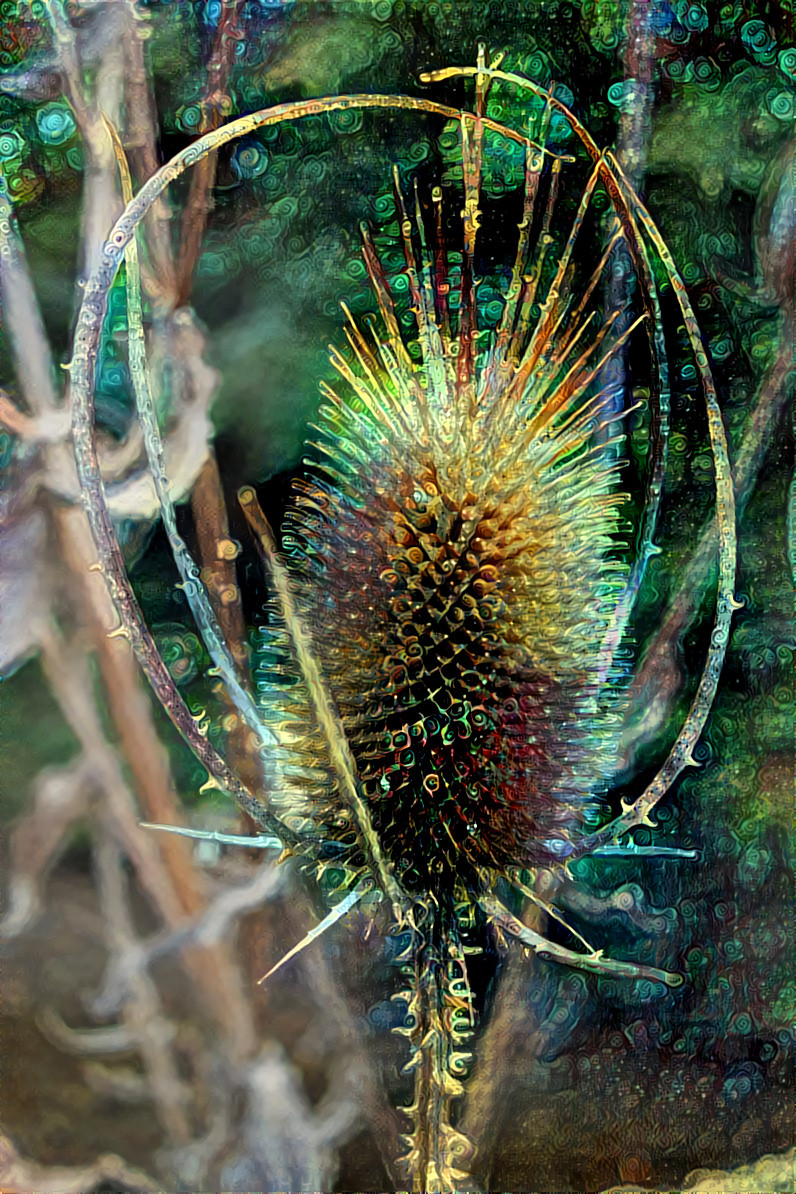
[0,1,793,1190]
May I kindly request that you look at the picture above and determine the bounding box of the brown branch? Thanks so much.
[37,620,186,928]
[0,390,35,438]
[46,504,259,1063]
[176,0,246,306]
[122,0,177,298]
[191,452,250,678]
[189,450,266,826]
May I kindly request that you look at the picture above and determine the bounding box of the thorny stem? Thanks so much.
[480,893,683,986]
[621,327,795,770]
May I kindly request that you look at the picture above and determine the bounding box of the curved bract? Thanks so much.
[69,61,738,1194]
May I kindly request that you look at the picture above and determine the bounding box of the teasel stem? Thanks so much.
[570,155,738,856]
[396,907,475,1193]
[431,186,452,346]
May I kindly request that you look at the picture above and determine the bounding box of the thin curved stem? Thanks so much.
[104,117,277,766]
[420,66,736,858]
[480,893,683,986]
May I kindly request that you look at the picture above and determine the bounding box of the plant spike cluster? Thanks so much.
[69,54,738,1194]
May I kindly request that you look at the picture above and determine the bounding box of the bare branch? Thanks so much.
[37,1007,137,1056]
[0,1129,161,1194]
[42,0,126,278]
[0,176,61,415]
[176,0,246,306]
[2,754,95,939]
[92,856,285,1016]
[220,1042,358,1193]
[93,827,193,1144]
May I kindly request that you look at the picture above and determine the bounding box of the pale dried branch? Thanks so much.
[2,753,95,939]
[557,881,676,938]
[37,619,188,926]
[92,854,285,1016]
[220,1042,358,1193]
[93,825,193,1144]
[34,312,215,518]
[42,0,126,278]
[104,309,217,519]
[290,889,403,1184]
[0,1129,160,1194]
[36,615,259,1063]
[82,1060,152,1103]
[37,1006,137,1055]
[0,179,61,416]
[0,507,50,679]
[0,399,71,443]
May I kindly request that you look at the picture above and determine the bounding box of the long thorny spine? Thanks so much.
[67,58,737,1192]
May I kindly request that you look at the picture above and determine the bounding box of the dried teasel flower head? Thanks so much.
[69,56,738,1194]
[264,164,637,896]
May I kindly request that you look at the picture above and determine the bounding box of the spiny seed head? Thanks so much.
[260,181,633,896]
